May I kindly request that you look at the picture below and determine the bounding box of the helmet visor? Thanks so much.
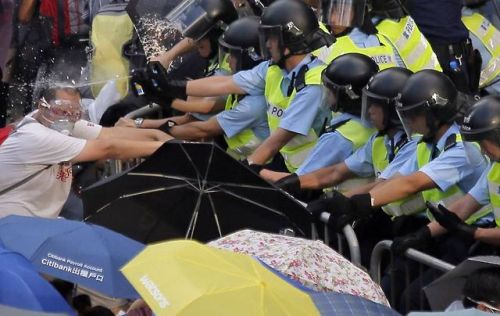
[166,0,212,41]
[258,25,284,61]
[320,82,340,112]
[395,100,429,139]
[218,43,240,73]
[321,0,366,28]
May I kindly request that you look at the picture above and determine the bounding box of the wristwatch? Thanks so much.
[134,117,144,128]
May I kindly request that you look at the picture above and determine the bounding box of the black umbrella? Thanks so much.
[83,141,313,243]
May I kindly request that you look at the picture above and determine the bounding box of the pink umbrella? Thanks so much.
[208,229,389,306]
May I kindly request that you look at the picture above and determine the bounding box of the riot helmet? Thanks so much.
[461,95,500,145]
[321,53,379,115]
[219,16,264,72]
[233,0,274,16]
[463,0,489,9]
[166,0,238,42]
[361,67,413,132]
[396,69,458,141]
[259,0,335,66]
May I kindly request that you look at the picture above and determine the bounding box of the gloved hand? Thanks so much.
[131,62,187,104]
[242,159,263,174]
[275,173,301,198]
[307,191,372,232]
[391,226,432,256]
[426,201,477,239]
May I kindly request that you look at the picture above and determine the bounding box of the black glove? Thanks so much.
[307,191,363,232]
[391,226,432,256]
[426,201,477,239]
[275,173,301,197]
[242,159,263,174]
[131,62,187,103]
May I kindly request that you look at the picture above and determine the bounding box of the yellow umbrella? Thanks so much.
[121,240,320,316]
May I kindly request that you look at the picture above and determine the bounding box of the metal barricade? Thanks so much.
[319,212,362,267]
[369,240,455,310]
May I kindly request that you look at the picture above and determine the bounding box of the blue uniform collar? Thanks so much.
[435,123,460,151]
[283,54,315,80]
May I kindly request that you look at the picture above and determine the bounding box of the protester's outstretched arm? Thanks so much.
[299,163,353,190]
[344,179,383,197]
[186,76,246,97]
[168,117,223,140]
[71,138,167,163]
[475,227,500,246]
[150,38,196,68]
[98,126,172,142]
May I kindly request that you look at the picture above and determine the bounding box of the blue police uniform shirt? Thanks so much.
[463,8,500,95]
[345,130,417,178]
[295,113,365,176]
[379,134,420,180]
[216,94,270,140]
[468,163,492,206]
[233,55,329,136]
[396,123,488,193]
[407,0,469,44]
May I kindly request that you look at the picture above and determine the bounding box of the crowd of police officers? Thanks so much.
[128,0,500,312]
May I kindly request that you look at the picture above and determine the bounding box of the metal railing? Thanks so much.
[369,240,455,284]
[320,212,362,267]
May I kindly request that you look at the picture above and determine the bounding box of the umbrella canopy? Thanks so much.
[208,229,389,306]
[121,239,399,316]
[408,309,493,316]
[0,215,144,299]
[0,305,72,316]
[83,141,313,243]
[424,256,500,311]
[122,239,319,316]
[0,247,74,314]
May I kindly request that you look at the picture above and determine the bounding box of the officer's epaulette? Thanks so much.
[443,133,457,151]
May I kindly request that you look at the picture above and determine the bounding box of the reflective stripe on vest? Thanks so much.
[462,13,500,87]
[417,134,491,223]
[324,34,398,70]
[264,64,325,172]
[487,162,500,226]
[376,16,442,72]
[372,135,426,216]
[223,95,262,160]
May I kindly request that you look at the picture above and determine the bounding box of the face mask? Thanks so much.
[49,119,75,136]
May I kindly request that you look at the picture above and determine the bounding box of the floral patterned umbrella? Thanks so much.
[208,229,389,306]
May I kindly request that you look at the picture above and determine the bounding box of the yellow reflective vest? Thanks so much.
[323,34,398,70]
[376,16,442,72]
[372,134,426,217]
[223,94,263,160]
[416,134,491,223]
[487,162,500,226]
[462,12,500,88]
[264,63,325,172]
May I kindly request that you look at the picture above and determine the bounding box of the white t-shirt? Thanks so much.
[0,113,102,218]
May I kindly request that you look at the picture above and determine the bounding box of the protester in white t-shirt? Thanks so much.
[0,86,172,218]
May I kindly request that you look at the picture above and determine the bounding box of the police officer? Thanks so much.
[135,0,334,173]
[277,67,417,200]
[122,17,269,160]
[406,0,479,95]
[317,0,404,70]
[277,53,378,177]
[393,96,500,253]
[462,3,500,95]
[309,69,489,233]
[370,0,442,72]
